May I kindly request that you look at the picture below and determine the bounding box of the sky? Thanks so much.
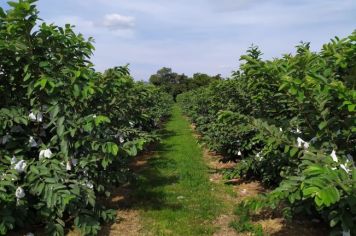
[1,0,356,80]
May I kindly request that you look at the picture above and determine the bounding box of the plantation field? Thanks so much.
[1,0,355,236]
[69,105,329,236]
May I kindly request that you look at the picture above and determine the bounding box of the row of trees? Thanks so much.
[149,67,222,100]
[178,33,356,235]
[0,1,172,235]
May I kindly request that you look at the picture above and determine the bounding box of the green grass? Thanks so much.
[130,105,227,235]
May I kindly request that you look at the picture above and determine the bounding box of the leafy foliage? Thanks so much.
[149,67,222,100]
[0,1,172,235]
[177,33,356,234]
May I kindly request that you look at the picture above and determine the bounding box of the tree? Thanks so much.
[149,68,222,100]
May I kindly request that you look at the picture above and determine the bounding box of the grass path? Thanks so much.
[95,105,328,236]
[84,105,327,236]
[130,105,233,235]
[12,105,329,236]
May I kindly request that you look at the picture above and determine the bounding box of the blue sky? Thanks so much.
[1,0,355,80]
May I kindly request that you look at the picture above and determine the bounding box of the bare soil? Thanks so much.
[187,119,329,236]
[200,138,329,236]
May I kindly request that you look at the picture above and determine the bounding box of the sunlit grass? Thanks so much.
[131,105,226,235]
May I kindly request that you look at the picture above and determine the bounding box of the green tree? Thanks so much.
[149,68,222,100]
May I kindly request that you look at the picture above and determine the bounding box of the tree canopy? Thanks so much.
[149,67,222,100]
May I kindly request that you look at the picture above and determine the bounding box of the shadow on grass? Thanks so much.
[99,128,182,235]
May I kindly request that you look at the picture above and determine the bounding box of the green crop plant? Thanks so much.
[0,1,172,235]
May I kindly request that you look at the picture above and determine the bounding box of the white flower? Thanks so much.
[66,161,72,171]
[14,160,27,173]
[297,137,303,147]
[237,151,242,156]
[71,158,78,166]
[28,112,36,121]
[342,230,351,236]
[296,137,309,149]
[28,136,37,147]
[297,137,304,147]
[36,112,43,122]
[92,114,97,118]
[291,127,302,134]
[279,127,283,132]
[29,111,43,122]
[86,182,94,189]
[119,136,124,143]
[39,148,53,159]
[11,156,17,165]
[15,187,25,199]
[330,150,338,162]
[340,164,350,173]
[1,133,11,144]
[256,152,263,161]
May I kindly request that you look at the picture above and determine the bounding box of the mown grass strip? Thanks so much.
[131,105,225,235]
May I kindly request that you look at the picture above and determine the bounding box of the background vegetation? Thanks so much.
[149,67,222,100]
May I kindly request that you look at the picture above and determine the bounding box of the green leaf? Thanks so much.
[57,116,65,137]
[330,217,340,227]
[318,121,328,130]
[39,61,49,68]
[50,105,60,119]
[94,115,110,126]
[60,139,68,157]
[24,73,31,81]
[289,148,298,157]
[111,143,119,156]
[347,104,355,112]
[288,87,298,95]
[302,186,319,196]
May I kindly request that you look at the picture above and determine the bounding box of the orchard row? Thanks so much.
[178,33,356,234]
[0,1,172,235]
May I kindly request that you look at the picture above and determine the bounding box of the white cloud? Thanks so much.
[33,0,356,80]
[102,13,135,30]
[46,14,135,39]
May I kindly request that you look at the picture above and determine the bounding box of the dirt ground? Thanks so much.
[189,119,329,236]
[201,143,329,236]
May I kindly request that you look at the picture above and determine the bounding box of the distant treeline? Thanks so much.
[149,67,223,100]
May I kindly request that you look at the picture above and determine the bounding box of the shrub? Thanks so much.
[177,33,356,234]
[0,1,172,235]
